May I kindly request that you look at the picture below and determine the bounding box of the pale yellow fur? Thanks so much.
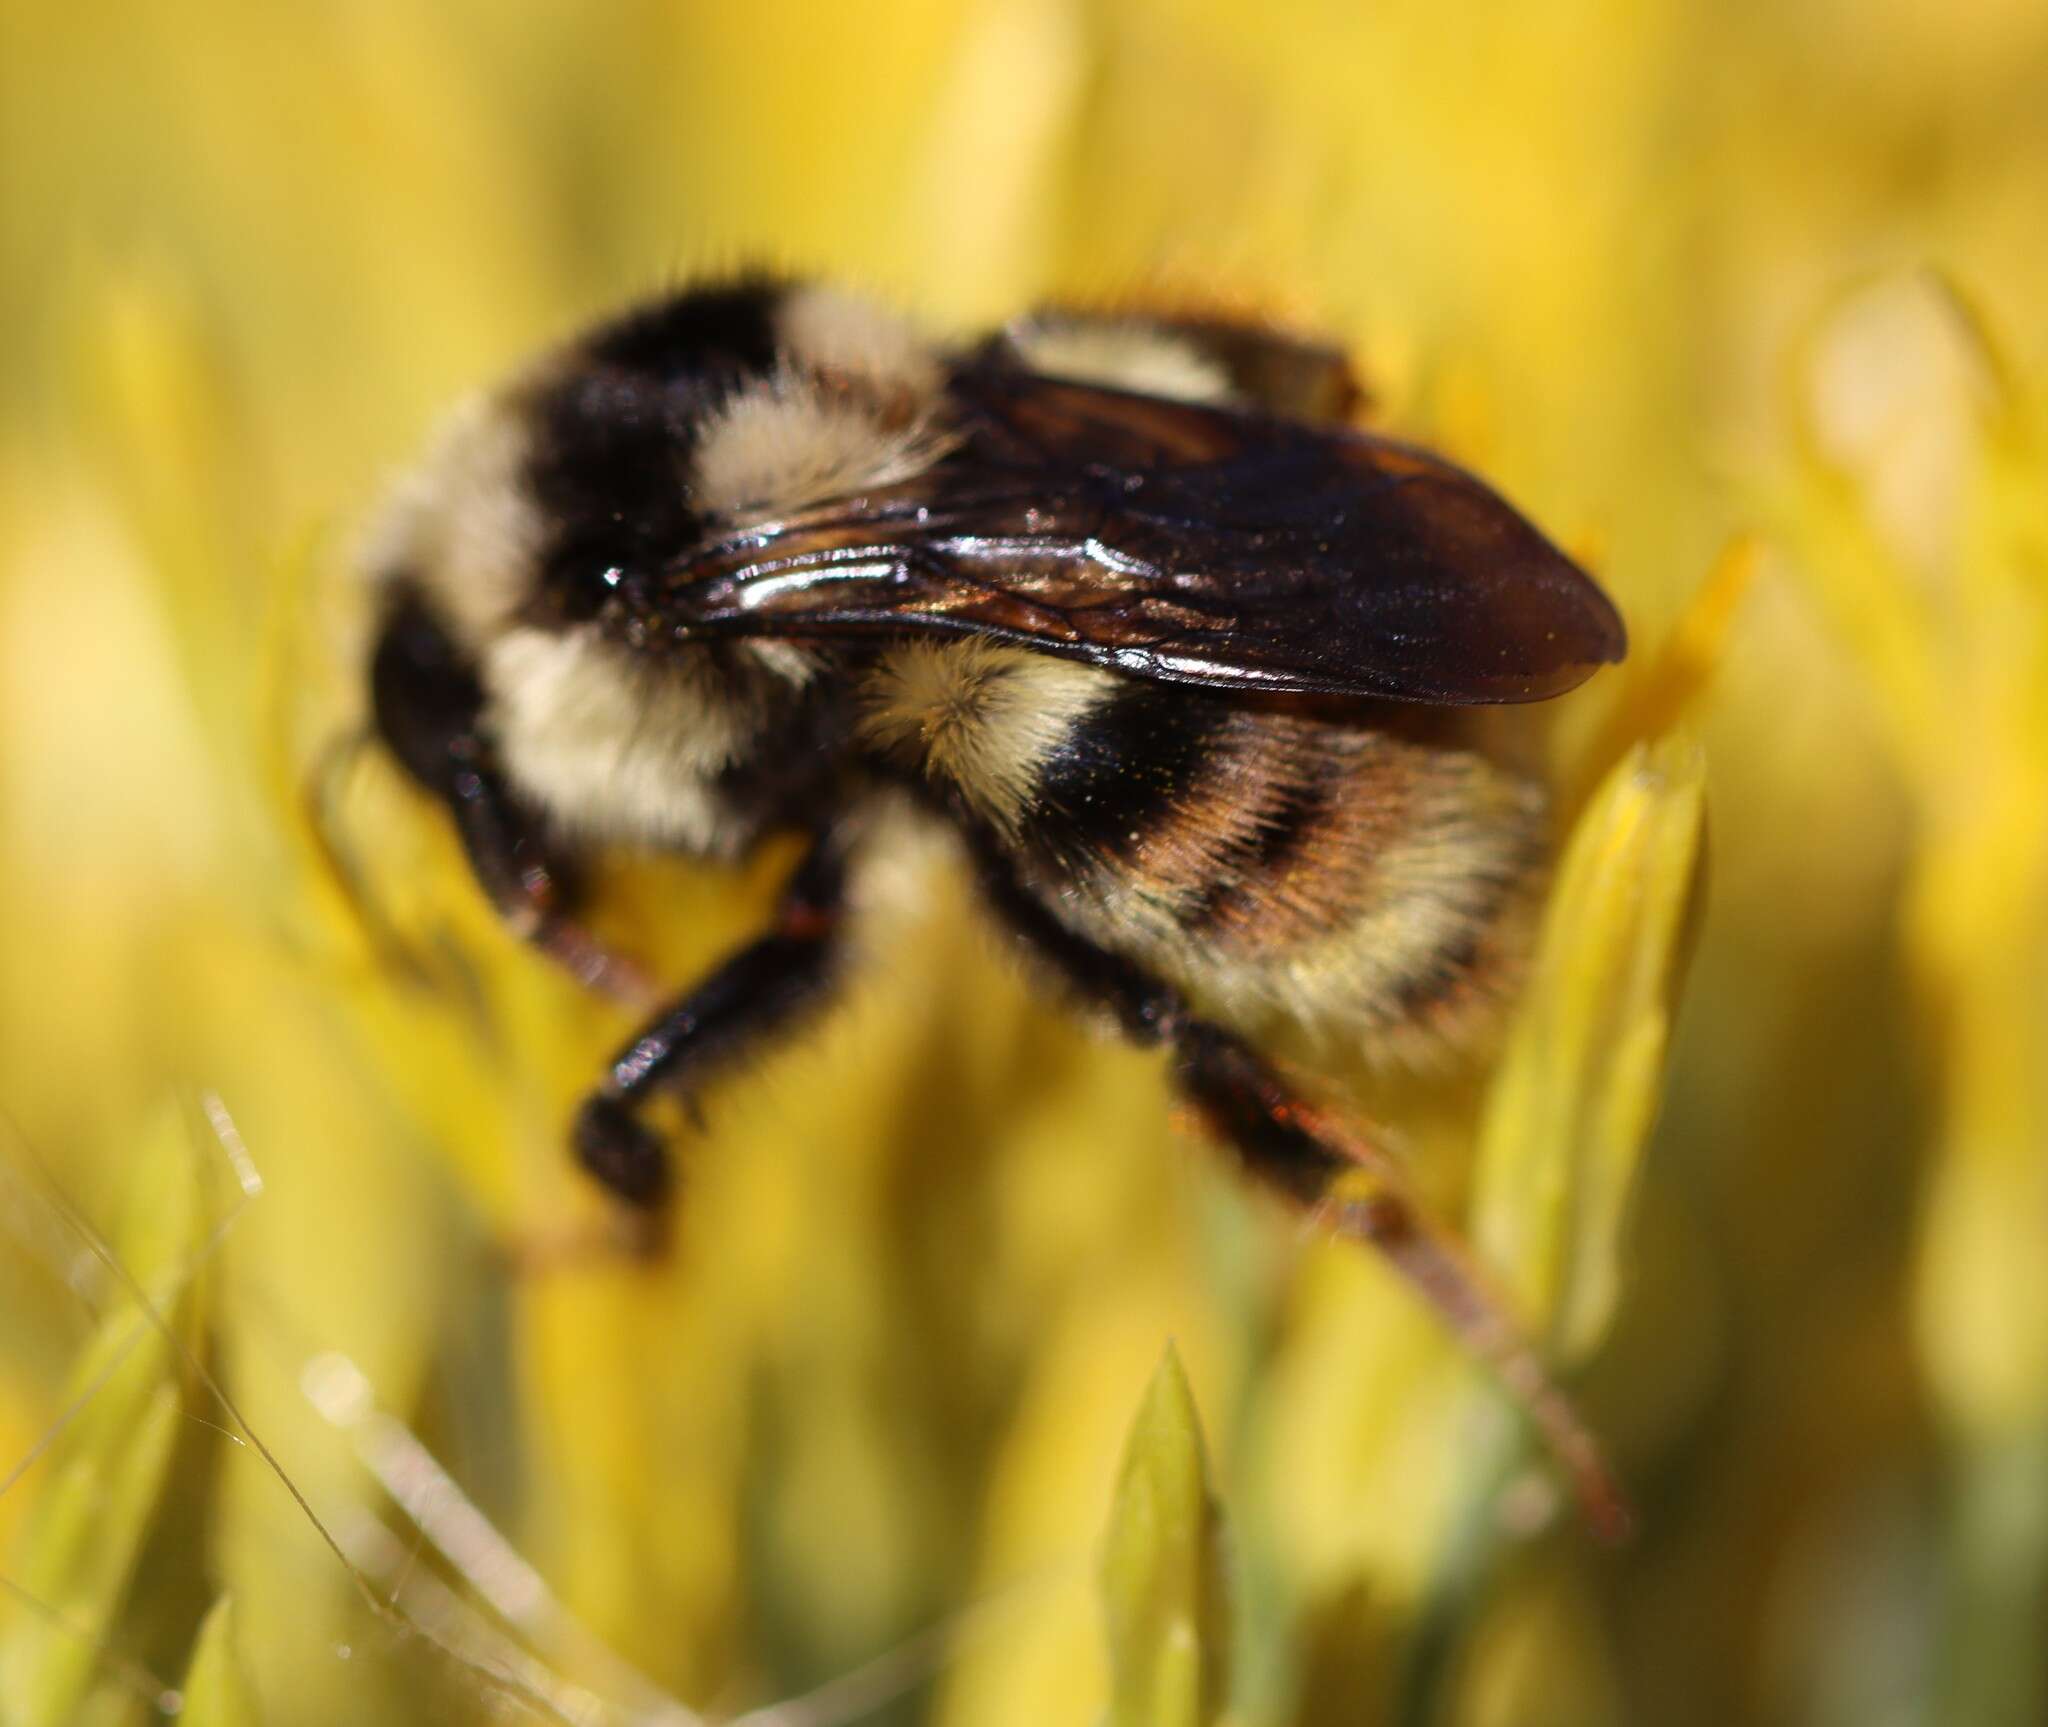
[483,624,764,853]
[776,285,943,403]
[692,368,953,520]
[362,394,541,643]
[1003,321,1237,405]
[858,640,1118,839]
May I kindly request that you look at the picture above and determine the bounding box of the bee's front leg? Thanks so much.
[570,833,851,1213]
[968,840,1629,1541]
[369,590,646,1001]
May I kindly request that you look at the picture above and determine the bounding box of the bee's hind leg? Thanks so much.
[568,832,851,1221]
[969,842,1630,1541]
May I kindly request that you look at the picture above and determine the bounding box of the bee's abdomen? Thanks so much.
[1028,681,1233,869]
[861,641,1547,1058]
[1054,697,1545,1055]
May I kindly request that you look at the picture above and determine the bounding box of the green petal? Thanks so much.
[0,1104,204,1725]
[179,1597,263,1727]
[1100,1347,1230,1727]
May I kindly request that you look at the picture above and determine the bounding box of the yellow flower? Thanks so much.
[5,2,2048,1723]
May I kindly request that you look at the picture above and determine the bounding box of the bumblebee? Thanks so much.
[365,276,1629,1531]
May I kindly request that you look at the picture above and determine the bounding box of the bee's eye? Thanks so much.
[547,558,628,624]
[526,377,707,631]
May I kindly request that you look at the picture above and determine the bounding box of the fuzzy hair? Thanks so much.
[857,639,1120,838]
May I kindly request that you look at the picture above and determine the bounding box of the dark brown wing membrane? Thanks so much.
[644,366,1625,703]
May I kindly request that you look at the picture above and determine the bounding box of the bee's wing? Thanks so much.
[656,368,1625,703]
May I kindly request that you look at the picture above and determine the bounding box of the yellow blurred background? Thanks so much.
[2,2,2045,1723]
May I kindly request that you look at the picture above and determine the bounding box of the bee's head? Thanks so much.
[363,277,937,849]
[362,370,789,851]
[365,301,757,662]
[369,275,944,662]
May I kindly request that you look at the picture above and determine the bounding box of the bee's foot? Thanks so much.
[572,1094,676,1210]
[494,1203,672,1277]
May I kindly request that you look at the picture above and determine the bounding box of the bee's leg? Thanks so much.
[971,848,1629,1540]
[569,833,850,1213]
[1168,1025,1630,1539]
[368,590,644,1000]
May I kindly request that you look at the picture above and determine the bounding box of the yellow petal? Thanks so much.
[1474,733,1707,1364]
